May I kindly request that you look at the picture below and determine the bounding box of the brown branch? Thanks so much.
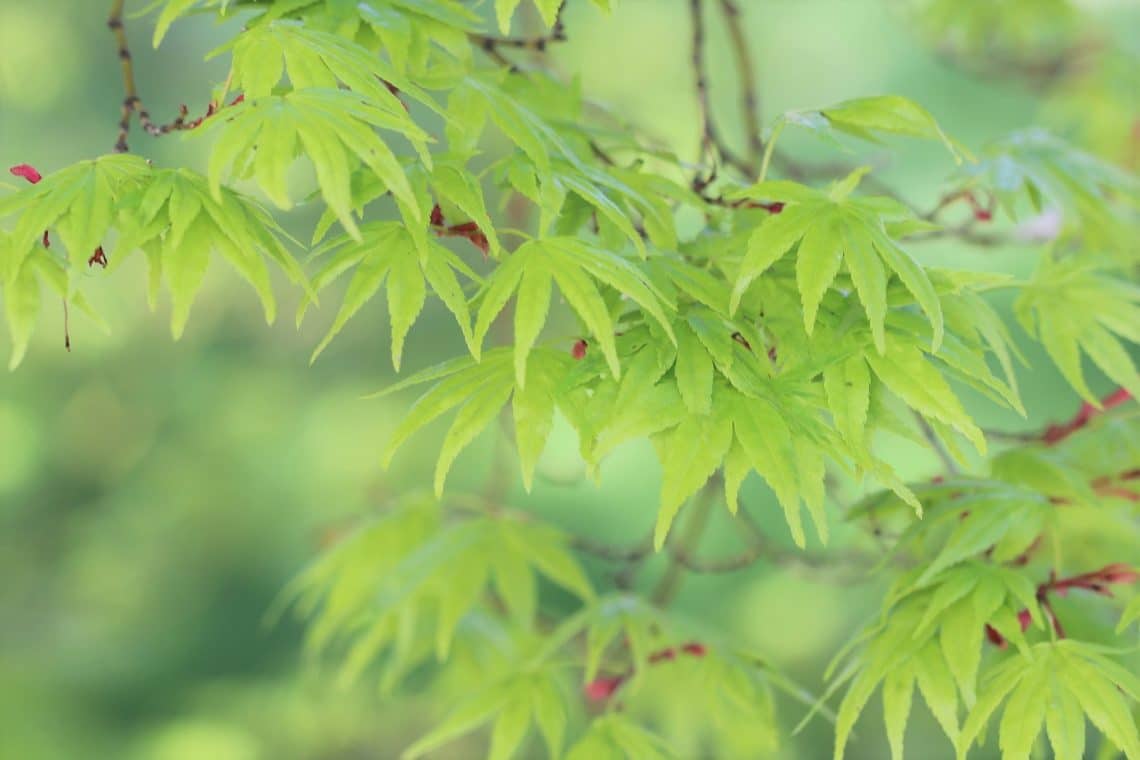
[1042,388,1132,445]
[914,412,959,475]
[108,0,136,153]
[986,388,1134,447]
[931,37,1103,93]
[470,1,567,64]
[912,225,1012,247]
[572,535,654,564]
[108,0,228,153]
[986,563,1138,647]
[573,530,656,591]
[671,543,764,573]
[921,189,994,222]
[470,26,566,53]
[717,0,763,166]
[583,640,709,703]
[762,155,1008,250]
[574,473,877,583]
[651,477,718,605]
[688,0,755,187]
[689,0,715,174]
[769,152,904,200]
[735,507,877,580]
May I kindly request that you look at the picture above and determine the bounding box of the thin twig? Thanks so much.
[651,480,718,605]
[573,534,655,564]
[910,225,1011,246]
[470,1,568,63]
[470,26,566,53]
[688,0,755,186]
[671,543,764,573]
[914,412,959,475]
[689,0,715,175]
[734,507,877,581]
[108,0,135,153]
[108,0,208,152]
[985,388,1134,447]
[931,37,1103,93]
[717,0,763,166]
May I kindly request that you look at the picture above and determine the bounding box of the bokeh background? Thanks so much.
[1,1,1137,758]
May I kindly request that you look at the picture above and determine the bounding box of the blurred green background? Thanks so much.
[1,1,1137,758]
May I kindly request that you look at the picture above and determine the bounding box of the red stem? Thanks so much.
[1042,388,1132,445]
[583,641,708,703]
[985,563,1138,647]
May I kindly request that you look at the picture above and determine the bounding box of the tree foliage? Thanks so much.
[3,1,1138,758]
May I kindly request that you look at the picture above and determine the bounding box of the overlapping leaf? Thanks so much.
[0,235,105,370]
[369,514,593,659]
[0,154,152,273]
[496,153,683,254]
[348,0,479,74]
[374,348,575,492]
[828,562,1043,760]
[729,171,946,353]
[906,0,1080,61]
[748,271,1022,463]
[302,220,480,367]
[650,383,841,549]
[958,641,1140,760]
[565,715,674,760]
[196,88,429,240]
[220,21,438,107]
[768,95,964,164]
[960,129,1139,248]
[452,73,680,255]
[114,168,309,337]
[404,665,573,760]
[556,310,917,547]
[864,480,1055,584]
[472,237,675,384]
[288,496,593,690]
[493,0,612,34]
[1015,256,1140,402]
[144,0,250,46]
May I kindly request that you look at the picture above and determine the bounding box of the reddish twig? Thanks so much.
[469,1,567,68]
[987,388,1134,447]
[923,189,995,223]
[108,1,243,152]
[429,204,490,255]
[1042,388,1133,445]
[698,190,785,214]
[583,641,709,703]
[986,563,1139,646]
[10,163,112,269]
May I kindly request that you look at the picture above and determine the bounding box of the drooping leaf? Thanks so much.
[1016,256,1140,403]
[474,237,674,383]
[114,168,309,338]
[304,221,478,366]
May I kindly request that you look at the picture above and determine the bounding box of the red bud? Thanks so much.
[584,675,624,701]
[984,624,1007,648]
[10,164,42,184]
